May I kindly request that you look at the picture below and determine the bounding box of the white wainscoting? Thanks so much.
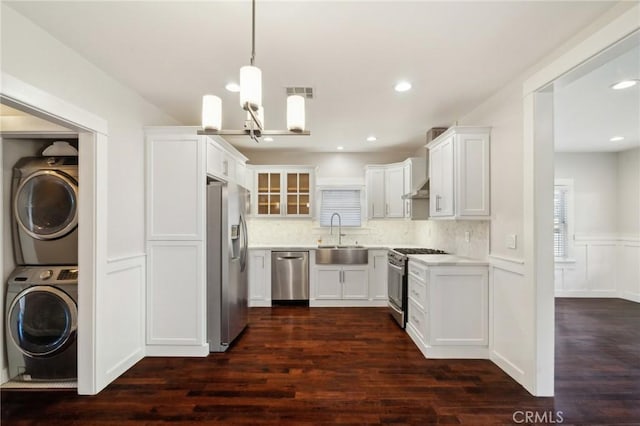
[488,255,528,387]
[555,235,639,301]
[97,254,146,390]
[617,237,640,302]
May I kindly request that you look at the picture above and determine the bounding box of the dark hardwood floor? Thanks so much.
[2,299,639,425]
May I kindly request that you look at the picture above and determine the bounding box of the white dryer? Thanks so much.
[12,156,78,266]
[5,266,78,381]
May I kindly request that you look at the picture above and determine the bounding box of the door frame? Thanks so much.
[522,5,639,396]
[1,72,107,395]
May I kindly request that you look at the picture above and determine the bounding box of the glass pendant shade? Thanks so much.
[240,65,262,111]
[202,95,222,131]
[287,95,305,132]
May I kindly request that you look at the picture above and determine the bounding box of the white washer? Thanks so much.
[5,266,78,381]
[12,156,78,265]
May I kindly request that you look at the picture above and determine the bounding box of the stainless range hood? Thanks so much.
[401,127,447,200]
[402,178,429,199]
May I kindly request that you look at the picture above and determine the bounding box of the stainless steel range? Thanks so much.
[388,248,447,328]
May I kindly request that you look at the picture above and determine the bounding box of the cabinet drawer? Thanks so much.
[407,299,427,342]
[408,262,427,283]
[408,275,426,308]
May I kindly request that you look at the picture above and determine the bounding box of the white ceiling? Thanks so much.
[6,1,618,153]
[554,36,640,152]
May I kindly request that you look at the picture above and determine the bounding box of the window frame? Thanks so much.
[316,186,365,228]
[553,179,574,262]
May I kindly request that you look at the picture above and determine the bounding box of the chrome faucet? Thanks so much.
[330,212,345,246]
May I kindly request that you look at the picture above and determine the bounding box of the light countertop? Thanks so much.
[248,243,435,251]
[408,254,489,266]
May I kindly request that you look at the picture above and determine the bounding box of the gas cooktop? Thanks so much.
[392,248,448,255]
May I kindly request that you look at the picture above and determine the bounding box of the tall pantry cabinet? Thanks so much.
[145,127,248,356]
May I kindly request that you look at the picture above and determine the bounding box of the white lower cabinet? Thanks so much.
[312,265,368,305]
[369,250,388,301]
[406,260,489,359]
[145,241,208,356]
[248,249,271,307]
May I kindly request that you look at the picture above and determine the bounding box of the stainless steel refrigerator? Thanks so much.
[207,180,249,352]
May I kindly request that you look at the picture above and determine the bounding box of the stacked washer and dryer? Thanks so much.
[5,150,79,382]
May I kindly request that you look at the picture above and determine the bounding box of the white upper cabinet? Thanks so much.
[205,135,248,188]
[427,127,490,219]
[366,167,386,219]
[385,164,405,217]
[146,133,205,240]
[365,164,405,219]
[251,166,314,217]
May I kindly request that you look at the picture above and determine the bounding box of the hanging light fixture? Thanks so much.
[199,0,310,142]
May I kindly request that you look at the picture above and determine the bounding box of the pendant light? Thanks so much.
[199,0,310,142]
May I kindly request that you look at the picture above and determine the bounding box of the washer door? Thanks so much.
[8,286,78,357]
[14,170,78,240]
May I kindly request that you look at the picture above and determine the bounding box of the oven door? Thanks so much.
[387,261,406,328]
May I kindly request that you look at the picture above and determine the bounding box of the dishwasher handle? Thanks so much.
[277,256,305,261]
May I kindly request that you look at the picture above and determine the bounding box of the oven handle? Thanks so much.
[388,300,404,316]
[388,262,405,274]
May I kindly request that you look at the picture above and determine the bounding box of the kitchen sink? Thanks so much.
[315,246,368,264]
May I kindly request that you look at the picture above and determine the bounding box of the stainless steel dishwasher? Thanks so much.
[271,251,309,304]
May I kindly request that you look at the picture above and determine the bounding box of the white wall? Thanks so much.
[1,5,178,387]
[242,150,411,179]
[617,147,640,235]
[554,152,619,297]
[555,152,618,236]
[452,3,638,395]
[552,147,639,301]
[617,147,640,301]
[1,4,179,258]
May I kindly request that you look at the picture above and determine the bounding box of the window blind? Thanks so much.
[319,189,361,227]
[554,187,568,258]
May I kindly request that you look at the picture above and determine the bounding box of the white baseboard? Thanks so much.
[309,300,388,307]
[249,300,272,307]
[145,344,209,357]
[491,349,525,384]
[620,291,640,303]
[555,290,617,298]
[407,325,489,359]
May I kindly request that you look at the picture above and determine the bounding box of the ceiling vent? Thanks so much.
[286,87,314,99]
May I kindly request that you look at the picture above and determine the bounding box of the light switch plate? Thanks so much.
[464,231,470,243]
[506,234,517,249]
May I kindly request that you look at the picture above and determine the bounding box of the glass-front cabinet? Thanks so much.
[254,167,314,217]
[257,172,281,215]
[286,172,310,215]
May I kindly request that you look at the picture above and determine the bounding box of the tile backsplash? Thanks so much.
[247,218,489,259]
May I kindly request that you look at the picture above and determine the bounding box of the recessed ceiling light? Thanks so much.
[337,146,344,150]
[611,79,639,90]
[394,81,412,92]
[225,82,241,92]
[263,137,274,142]
[366,136,377,142]
[610,136,624,142]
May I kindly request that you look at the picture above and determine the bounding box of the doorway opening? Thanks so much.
[523,9,639,396]
[1,75,107,394]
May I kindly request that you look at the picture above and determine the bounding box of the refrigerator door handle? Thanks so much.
[239,214,248,272]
